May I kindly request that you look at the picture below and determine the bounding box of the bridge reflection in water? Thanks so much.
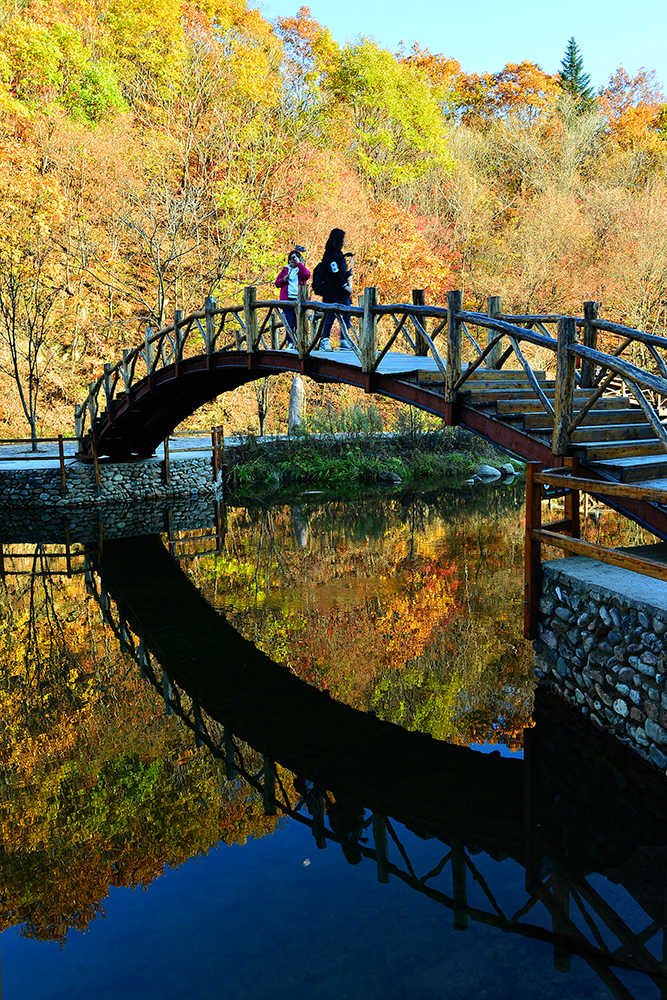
[80,531,667,1000]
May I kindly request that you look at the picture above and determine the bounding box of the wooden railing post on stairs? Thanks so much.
[524,462,542,639]
[361,286,378,372]
[487,295,503,369]
[445,290,462,403]
[412,289,429,356]
[581,300,599,389]
[552,316,576,456]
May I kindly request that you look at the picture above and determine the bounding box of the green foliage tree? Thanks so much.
[559,36,596,112]
[325,40,451,201]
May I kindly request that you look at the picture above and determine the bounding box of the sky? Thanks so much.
[261,0,667,91]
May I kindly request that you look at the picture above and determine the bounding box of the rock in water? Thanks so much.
[498,462,517,476]
[379,470,402,484]
[476,464,501,481]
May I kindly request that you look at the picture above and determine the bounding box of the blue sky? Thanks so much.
[262,0,667,91]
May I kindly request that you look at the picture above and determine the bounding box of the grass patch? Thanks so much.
[226,418,511,498]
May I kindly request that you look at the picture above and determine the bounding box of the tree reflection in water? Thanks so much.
[0,492,663,1000]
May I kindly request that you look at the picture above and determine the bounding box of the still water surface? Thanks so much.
[0,485,663,999]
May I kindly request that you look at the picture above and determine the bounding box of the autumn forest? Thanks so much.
[1,0,666,438]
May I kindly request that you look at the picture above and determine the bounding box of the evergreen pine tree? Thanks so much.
[559,37,596,110]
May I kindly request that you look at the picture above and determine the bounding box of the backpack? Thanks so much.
[311,262,326,295]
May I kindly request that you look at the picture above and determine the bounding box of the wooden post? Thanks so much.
[552,316,576,456]
[552,875,572,973]
[220,425,228,492]
[312,785,327,849]
[243,286,258,352]
[211,427,218,482]
[74,405,83,446]
[563,455,580,547]
[121,349,132,389]
[270,312,279,350]
[92,441,102,498]
[204,296,216,354]
[581,300,599,389]
[263,756,277,816]
[163,436,170,485]
[524,462,542,639]
[214,498,225,554]
[487,295,503,370]
[361,286,378,372]
[372,813,390,883]
[58,434,67,496]
[64,523,72,577]
[451,836,469,931]
[295,284,308,357]
[145,326,154,373]
[445,290,463,403]
[103,363,113,408]
[523,725,540,895]
[412,289,429,356]
[174,309,183,361]
[224,728,237,779]
[167,508,175,559]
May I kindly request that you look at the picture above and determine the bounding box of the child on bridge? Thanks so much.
[275,248,310,350]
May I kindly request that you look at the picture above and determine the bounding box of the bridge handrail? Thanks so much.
[75,287,667,461]
[525,461,667,640]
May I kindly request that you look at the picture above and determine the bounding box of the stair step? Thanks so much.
[570,422,653,444]
[420,368,547,385]
[495,396,632,415]
[590,454,667,483]
[523,408,642,430]
[573,438,664,462]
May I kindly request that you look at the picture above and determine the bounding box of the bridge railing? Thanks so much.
[75,288,667,461]
[524,460,667,638]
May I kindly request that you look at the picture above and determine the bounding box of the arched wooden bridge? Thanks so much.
[76,287,667,538]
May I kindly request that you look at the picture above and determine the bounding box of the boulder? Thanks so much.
[378,470,402,484]
[476,464,501,481]
[498,462,517,476]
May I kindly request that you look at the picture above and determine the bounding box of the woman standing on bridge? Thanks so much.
[317,228,353,351]
[275,248,311,349]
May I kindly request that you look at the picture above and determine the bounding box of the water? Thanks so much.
[0,485,664,999]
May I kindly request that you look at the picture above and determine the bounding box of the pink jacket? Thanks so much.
[275,262,311,300]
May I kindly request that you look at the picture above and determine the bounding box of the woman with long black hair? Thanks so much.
[317,228,353,351]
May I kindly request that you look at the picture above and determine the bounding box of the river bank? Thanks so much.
[0,428,523,509]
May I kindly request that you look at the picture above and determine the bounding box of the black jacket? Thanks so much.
[319,249,351,303]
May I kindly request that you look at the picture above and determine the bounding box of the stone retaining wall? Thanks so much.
[534,554,667,774]
[0,494,223,544]
[0,456,220,509]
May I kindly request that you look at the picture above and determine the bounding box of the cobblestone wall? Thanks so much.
[0,495,223,544]
[534,557,667,774]
[0,456,220,508]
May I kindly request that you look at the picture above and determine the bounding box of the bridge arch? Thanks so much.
[84,349,455,462]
